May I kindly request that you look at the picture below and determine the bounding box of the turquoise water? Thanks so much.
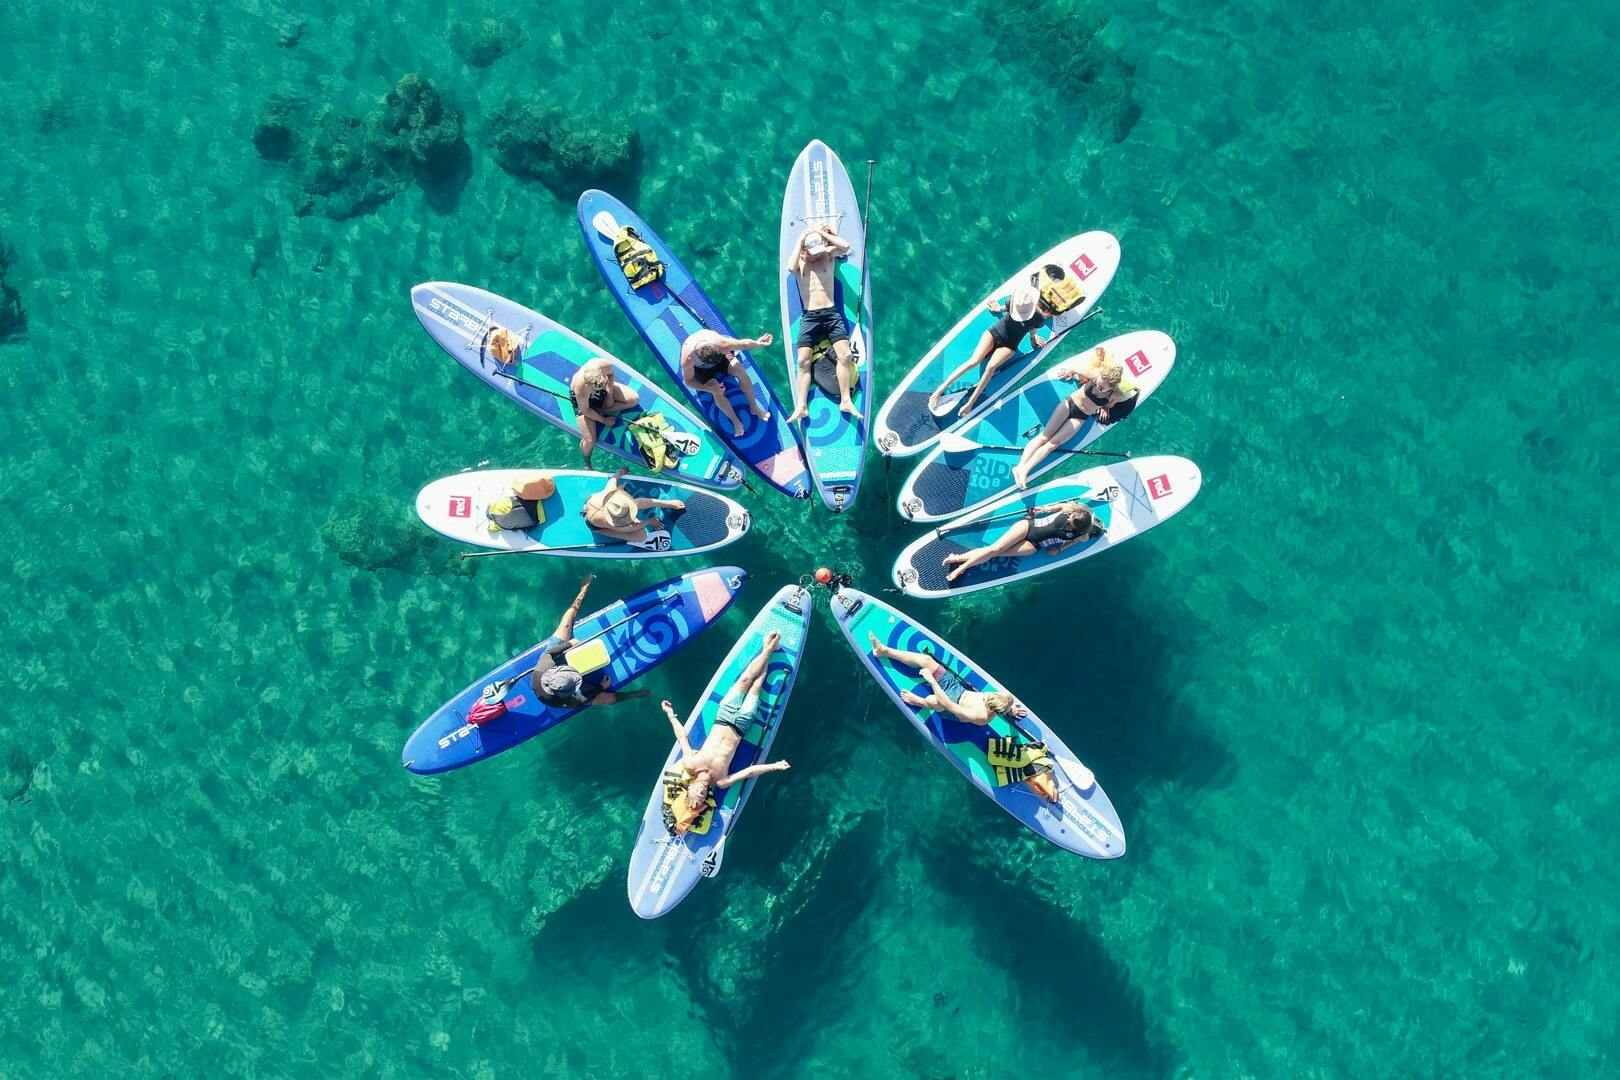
[2,0,1617,1075]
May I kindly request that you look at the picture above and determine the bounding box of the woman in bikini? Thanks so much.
[941,501,1104,583]
[1010,350,1133,489]
[927,284,1053,419]
[662,631,792,835]
[569,358,641,466]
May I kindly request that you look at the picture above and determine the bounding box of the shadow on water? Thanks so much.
[919,831,1173,1076]
[419,138,473,215]
[937,541,1234,802]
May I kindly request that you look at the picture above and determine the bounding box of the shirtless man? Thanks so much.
[661,631,792,834]
[784,224,858,422]
[568,357,641,466]
[679,328,774,437]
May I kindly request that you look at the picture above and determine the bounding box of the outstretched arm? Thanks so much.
[662,700,696,756]
[717,760,790,788]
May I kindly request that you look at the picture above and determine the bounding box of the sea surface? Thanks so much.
[1,0,1616,1076]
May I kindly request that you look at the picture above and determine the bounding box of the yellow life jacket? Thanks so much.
[613,226,665,290]
[1035,264,1086,315]
[660,770,716,835]
[986,736,1054,787]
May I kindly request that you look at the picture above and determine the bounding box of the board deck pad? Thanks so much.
[872,233,1119,459]
[829,587,1124,858]
[898,331,1176,522]
[576,191,811,500]
[415,468,749,558]
[892,456,1203,598]
[626,585,815,918]
[779,140,872,511]
[410,282,741,489]
[401,568,748,774]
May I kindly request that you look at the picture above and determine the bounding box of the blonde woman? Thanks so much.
[582,468,683,545]
[569,358,641,466]
[941,501,1103,583]
[1010,350,1134,489]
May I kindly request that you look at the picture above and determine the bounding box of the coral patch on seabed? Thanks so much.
[451,15,525,68]
[254,76,470,219]
[320,493,475,577]
[0,241,24,343]
[488,101,642,196]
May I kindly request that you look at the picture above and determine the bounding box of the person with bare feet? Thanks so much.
[661,631,792,835]
[680,328,774,437]
[940,501,1104,583]
[1010,349,1133,488]
[927,284,1054,419]
[784,224,858,423]
[582,467,684,547]
[526,575,651,711]
[569,358,641,466]
[866,633,1081,800]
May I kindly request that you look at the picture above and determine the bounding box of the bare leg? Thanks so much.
[901,689,947,710]
[615,385,641,411]
[833,339,857,416]
[788,347,814,422]
[703,383,745,437]
[578,416,598,467]
[928,331,998,412]
[868,632,935,674]
[957,346,1018,417]
[1013,406,1084,488]
[944,526,1036,582]
[738,630,780,693]
[727,359,769,421]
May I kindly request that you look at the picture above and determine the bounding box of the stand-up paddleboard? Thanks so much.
[778,141,872,512]
[576,191,811,500]
[891,456,1202,598]
[410,282,742,490]
[872,233,1119,459]
[402,568,748,775]
[416,469,750,558]
[626,584,814,918]
[828,587,1124,858]
[897,331,1175,523]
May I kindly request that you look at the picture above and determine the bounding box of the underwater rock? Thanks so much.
[990,0,1140,143]
[451,16,524,68]
[0,241,25,344]
[256,76,468,219]
[489,101,642,196]
[368,74,466,182]
[320,492,474,577]
[252,93,307,162]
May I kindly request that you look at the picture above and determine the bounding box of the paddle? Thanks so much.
[488,368,702,457]
[471,592,678,702]
[699,834,726,878]
[848,158,875,364]
[936,430,1131,461]
[926,305,1104,419]
[458,539,635,560]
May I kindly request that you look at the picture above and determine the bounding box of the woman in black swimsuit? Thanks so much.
[927,284,1054,419]
[941,500,1104,583]
[1010,351,1133,489]
[570,358,641,466]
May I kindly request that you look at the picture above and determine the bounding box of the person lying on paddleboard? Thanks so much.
[680,328,774,437]
[1010,350,1133,489]
[569,358,641,466]
[941,501,1104,583]
[784,224,858,423]
[865,633,1062,802]
[927,284,1054,419]
[583,467,684,546]
[525,575,650,711]
[660,631,792,836]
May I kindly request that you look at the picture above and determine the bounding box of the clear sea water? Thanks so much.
[2,0,1616,1076]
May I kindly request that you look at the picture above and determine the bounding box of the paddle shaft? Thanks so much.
[958,440,1131,460]
[934,305,1104,405]
[488,369,698,452]
[850,158,875,362]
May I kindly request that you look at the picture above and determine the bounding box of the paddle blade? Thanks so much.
[592,210,620,239]
[699,836,726,879]
[937,432,981,455]
[929,389,966,419]
[665,432,701,455]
